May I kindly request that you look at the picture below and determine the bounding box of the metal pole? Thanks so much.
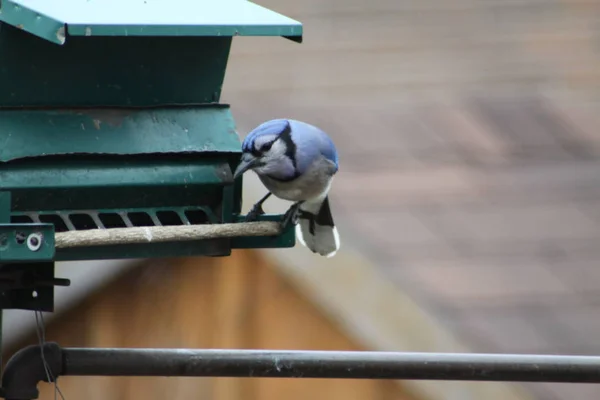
[63,348,600,383]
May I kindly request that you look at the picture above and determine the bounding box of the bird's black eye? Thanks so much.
[260,141,273,152]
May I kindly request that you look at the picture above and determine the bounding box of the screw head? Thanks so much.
[26,232,43,251]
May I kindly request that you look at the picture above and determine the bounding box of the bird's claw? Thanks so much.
[244,203,266,222]
[279,202,303,230]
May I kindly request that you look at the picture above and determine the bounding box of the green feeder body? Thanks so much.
[0,0,302,264]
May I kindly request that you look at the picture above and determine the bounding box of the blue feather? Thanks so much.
[242,119,289,152]
[320,134,339,171]
[287,119,339,174]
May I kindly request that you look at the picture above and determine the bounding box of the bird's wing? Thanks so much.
[319,137,339,174]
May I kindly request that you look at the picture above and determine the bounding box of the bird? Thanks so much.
[233,118,340,257]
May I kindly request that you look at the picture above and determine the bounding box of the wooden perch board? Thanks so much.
[54,222,282,249]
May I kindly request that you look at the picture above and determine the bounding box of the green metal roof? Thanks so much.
[0,106,241,162]
[0,0,302,45]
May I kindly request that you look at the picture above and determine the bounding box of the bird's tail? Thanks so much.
[296,196,340,257]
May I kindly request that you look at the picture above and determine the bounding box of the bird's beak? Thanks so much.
[233,153,259,180]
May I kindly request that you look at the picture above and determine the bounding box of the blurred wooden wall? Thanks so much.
[7,250,418,400]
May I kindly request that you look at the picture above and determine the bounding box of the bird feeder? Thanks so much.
[0,0,301,310]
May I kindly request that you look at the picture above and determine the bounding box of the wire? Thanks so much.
[34,311,65,400]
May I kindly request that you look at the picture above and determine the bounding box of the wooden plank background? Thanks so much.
[6,250,417,400]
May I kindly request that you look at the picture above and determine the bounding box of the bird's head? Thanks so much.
[233,119,297,180]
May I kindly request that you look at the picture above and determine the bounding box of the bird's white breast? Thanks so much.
[258,157,336,202]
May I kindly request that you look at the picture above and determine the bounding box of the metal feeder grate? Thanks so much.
[10,207,214,233]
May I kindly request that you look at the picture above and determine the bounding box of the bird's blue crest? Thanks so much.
[242,119,289,153]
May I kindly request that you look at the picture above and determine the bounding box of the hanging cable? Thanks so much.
[34,310,65,400]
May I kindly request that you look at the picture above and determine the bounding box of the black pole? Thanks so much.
[5,345,600,400]
[1,343,62,400]
[63,348,600,383]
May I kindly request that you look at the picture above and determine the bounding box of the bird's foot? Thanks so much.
[242,192,272,222]
[244,202,266,222]
[280,202,304,230]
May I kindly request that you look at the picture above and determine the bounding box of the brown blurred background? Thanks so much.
[6,1,600,399]
[227,0,600,398]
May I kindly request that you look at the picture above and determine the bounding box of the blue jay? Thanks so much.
[233,119,340,257]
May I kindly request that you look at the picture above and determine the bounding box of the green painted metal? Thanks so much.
[0,107,240,161]
[0,0,300,263]
[0,105,295,259]
[0,0,302,45]
[0,223,55,262]
[0,106,238,218]
[0,25,233,107]
[0,100,241,259]
[0,193,10,223]
[2,159,236,259]
[0,0,66,44]
[1,161,294,260]
[2,159,230,211]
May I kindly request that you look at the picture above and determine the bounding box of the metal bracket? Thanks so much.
[0,263,69,311]
[0,223,55,262]
[0,223,68,311]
